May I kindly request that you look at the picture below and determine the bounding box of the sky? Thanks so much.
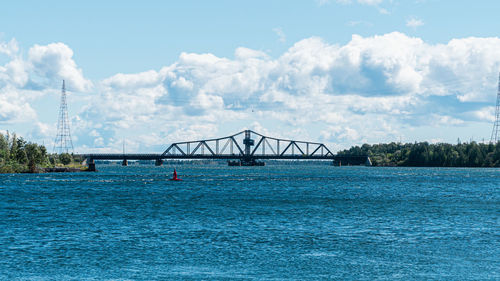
[1,0,500,153]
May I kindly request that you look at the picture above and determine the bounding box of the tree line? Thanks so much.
[0,132,75,173]
[337,141,500,167]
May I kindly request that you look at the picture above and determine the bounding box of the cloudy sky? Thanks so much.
[1,0,499,153]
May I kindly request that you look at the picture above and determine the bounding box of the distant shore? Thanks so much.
[0,165,90,174]
[338,141,500,167]
[0,132,91,174]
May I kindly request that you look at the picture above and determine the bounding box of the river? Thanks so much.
[0,164,498,280]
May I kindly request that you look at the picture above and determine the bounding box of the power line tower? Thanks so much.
[491,73,500,143]
[53,80,74,154]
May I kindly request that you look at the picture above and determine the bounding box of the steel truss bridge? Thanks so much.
[82,130,369,170]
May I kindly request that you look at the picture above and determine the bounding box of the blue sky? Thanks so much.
[1,0,499,152]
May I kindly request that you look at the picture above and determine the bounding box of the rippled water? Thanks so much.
[0,164,498,280]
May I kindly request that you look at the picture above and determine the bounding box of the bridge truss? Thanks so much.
[82,130,369,168]
[161,130,333,164]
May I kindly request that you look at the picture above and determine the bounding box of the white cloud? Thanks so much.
[321,126,361,142]
[0,38,19,57]
[28,43,92,91]
[2,33,500,151]
[432,114,465,126]
[68,32,500,149]
[0,86,37,123]
[28,121,54,141]
[102,70,161,90]
[406,17,424,29]
[235,47,269,60]
[2,58,29,87]
[470,106,496,122]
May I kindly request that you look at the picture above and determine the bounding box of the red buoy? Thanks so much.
[169,169,182,181]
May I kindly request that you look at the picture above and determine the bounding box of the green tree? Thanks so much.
[39,146,48,165]
[337,140,499,167]
[15,137,28,164]
[25,143,43,172]
[9,133,18,162]
[59,153,72,165]
[0,133,8,164]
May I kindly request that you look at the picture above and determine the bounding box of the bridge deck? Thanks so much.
[79,153,339,160]
[79,154,369,163]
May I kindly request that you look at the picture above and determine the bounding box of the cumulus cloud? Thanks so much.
[72,32,500,151]
[0,40,91,130]
[0,86,37,123]
[102,70,162,90]
[28,43,92,91]
[2,33,500,151]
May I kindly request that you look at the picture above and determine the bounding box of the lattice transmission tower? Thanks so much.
[53,80,74,154]
[491,73,500,143]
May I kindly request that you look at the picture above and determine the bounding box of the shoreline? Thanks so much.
[42,167,92,173]
[0,166,91,174]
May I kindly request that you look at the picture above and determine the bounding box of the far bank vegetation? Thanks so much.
[0,132,83,173]
[338,141,500,167]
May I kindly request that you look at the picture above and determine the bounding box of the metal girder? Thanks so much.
[230,136,245,155]
[310,144,326,156]
[161,130,335,159]
[280,142,294,156]
[293,142,305,155]
[251,136,265,156]
[202,141,215,155]
[265,138,276,155]
[220,138,231,154]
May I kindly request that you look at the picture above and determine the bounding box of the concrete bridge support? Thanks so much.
[87,159,96,171]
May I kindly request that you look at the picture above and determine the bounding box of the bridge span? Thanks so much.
[80,130,370,170]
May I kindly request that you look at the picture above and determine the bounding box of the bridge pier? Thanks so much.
[155,159,163,166]
[122,159,128,166]
[87,159,96,171]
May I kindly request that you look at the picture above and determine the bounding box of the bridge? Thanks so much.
[81,130,370,170]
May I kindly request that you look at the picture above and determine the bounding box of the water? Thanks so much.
[0,164,498,280]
